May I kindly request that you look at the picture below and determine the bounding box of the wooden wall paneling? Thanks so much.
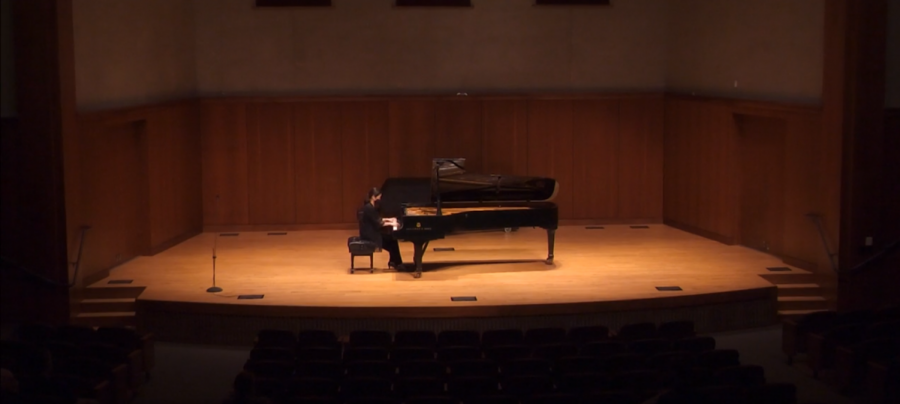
[572,100,619,219]
[246,103,295,224]
[201,102,249,225]
[79,120,149,281]
[481,100,529,176]
[145,104,201,248]
[389,100,436,177]
[781,113,824,270]
[663,98,690,225]
[663,98,737,243]
[294,102,344,224]
[736,114,786,255]
[617,96,664,221]
[527,100,574,219]
[340,101,390,223]
[434,100,483,172]
[712,105,739,239]
[146,107,172,248]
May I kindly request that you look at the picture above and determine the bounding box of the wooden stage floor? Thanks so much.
[92,224,794,323]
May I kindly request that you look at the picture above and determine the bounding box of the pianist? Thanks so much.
[359,187,407,272]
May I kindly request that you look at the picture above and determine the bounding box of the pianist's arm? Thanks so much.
[363,203,390,228]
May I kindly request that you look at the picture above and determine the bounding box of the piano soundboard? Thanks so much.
[404,206,533,216]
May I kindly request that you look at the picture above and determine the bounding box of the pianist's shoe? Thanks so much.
[389,262,409,272]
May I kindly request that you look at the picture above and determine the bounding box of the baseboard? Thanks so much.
[203,223,358,233]
[560,218,662,226]
[204,220,663,233]
[149,228,202,256]
[781,254,819,273]
[82,268,111,288]
[663,219,734,245]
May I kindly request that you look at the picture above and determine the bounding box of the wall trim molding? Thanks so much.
[663,219,734,246]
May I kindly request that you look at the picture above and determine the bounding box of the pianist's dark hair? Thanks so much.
[366,187,382,203]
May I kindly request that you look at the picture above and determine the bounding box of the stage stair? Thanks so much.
[760,269,833,320]
[72,285,146,327]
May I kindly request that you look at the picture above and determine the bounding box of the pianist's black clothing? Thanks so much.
[359,202,404,266]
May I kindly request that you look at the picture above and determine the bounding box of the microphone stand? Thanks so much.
[207,195,223,293]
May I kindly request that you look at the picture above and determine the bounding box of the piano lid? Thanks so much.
[431,157,558,204]
[433,158,466,177]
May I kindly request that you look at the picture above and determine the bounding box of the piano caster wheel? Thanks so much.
[504,227,512,233]
[413,272,421,278]
[545,259,554,265]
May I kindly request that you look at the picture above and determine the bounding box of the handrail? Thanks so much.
[849,238,900,273]
[0,256,61,287]
[68,225,91,287]
[0,225,91,289]
[807,213,839,273]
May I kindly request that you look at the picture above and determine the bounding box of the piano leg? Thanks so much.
[412,240,429,278]
[546,228,556,265]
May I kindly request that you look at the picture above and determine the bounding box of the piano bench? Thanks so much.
[348,236,379,274]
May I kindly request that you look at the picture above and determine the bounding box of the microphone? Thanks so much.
[207,195,223,293]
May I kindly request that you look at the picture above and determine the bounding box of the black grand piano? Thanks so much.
[379,158,559,278]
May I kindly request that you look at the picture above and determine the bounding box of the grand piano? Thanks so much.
[379,158,559,278]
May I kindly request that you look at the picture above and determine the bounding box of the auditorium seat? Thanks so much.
[556,372,601,394]
[553,356,597,375]
[567,325,610,345]
[580,341,627,358]
[397,359,446,378]
[532,342,578,361]
[616,322,658,341]
[748,382,798,404]
[447,359,498,377]
[484,344,531,363]
[283,397,340,404]
[341,376,393,399]
[437,330,480,348]
[499,358,551,377]
[697,349,741,370]
[296,329,339,348]
[500,374,555,396]
[673,336,716,353]
[394,376,446,398]
[446,375,499,398]
[284,376,340,398]
[295,360,342,379]
[394,330,437,348]
[345,360,395,378]
[348,330,392,348]
[482,329,524,348]
[250,347,294,362]
[601,353,648,373]
[466,395,520,404]
[832,337,900,394]
[658,320,696,340]
[255,329,296,349]
[582,391,642,404]
[297,346,341,362]
[406,397,455,404]
[343,347,389,362]
[520,393,580,404]
[629,338,672,356]
[391,346,435,363]
[524,327,567,346]
[713,364,767,387]
[437,346,481,362]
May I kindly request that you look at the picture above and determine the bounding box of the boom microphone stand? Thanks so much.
[207,195,223,293]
